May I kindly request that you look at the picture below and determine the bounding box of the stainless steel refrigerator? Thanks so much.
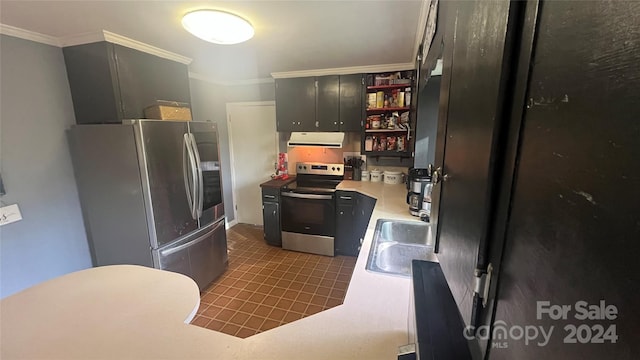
[68,120,227,291]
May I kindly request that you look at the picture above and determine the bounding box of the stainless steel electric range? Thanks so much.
[280,162,344,256]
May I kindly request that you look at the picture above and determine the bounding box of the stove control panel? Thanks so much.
[296,162,344,176]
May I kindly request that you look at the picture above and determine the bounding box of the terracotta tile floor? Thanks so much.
[191,224,356,338]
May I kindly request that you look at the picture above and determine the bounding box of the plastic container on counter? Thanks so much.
[361,170,370,181]
[370,169,383,182]
[383,171,403,185]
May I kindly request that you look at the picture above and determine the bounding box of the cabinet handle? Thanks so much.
[273,210,276,216]
[340,121,344,125]
[292,121,295,125]
[264,195,276,199]
[316,121,319,128]
[334,121,337,125]
[339,196,352,200]
[297,121,301,125]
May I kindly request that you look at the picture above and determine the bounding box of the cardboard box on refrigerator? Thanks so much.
[144,100,192,121]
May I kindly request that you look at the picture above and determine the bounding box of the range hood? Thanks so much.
[287,132,345,148]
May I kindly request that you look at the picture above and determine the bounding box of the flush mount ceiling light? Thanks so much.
[182,10,254,45]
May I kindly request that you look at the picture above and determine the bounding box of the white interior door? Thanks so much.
[227,102,277,226]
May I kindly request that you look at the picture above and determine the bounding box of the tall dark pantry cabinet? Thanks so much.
[419,0,640,359]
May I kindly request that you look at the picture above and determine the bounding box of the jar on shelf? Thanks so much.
[371,115,381,129]
[365,136,373,152]
[376,91,384,108]
[387,136,397,150]
[367,93,377,109]
[380,135,387,151]
[398,135,407,151]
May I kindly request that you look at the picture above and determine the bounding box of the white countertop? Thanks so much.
[1,181,425,359]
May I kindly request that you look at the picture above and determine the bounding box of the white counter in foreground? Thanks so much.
[1,182,423,359]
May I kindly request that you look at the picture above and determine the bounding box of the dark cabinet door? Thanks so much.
[428,0,515,356]
[275,77,316,132]
[63,42,191,125]
[339,74,364,132]
[63,42,122,124]
[490,1,640,358]
[355,193,376,242]
[336,192,376,256]
[335,203,355,256]
[114,44,191,120]
[316,75,340,131]
[262,201,281,246]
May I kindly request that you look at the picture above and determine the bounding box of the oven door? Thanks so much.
[281,192,335,237]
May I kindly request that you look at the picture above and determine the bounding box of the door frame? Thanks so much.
[225,101,277,226]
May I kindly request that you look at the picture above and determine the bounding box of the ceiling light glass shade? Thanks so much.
[182,10,254,45]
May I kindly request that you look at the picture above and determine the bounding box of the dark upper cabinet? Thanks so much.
[275,77,316,132]
[339,74,365,132]
[113,45,191,120]
[275,75,363,132]
[316,75,340,131]
[63,42,191,124]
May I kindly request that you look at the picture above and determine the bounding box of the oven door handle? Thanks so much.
[281,192,333,200]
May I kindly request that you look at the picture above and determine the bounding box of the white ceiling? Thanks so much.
[0,1,424,83]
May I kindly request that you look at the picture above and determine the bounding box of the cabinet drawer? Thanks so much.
[336,191,355,206]
[262,187,280,202]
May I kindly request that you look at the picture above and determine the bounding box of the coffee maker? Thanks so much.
[407,167,433,218]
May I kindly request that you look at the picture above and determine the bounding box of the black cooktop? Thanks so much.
[283,180,341,194]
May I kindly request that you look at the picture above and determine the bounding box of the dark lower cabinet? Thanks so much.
[261,187,281,246]
[335,191,376,256]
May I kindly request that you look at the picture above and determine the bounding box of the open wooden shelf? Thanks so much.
[362,150,412,157]
[365,129,409,133]
[367,84,412,90]
[366,107,410,113]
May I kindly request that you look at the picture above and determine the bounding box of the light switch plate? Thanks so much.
[0,204,22,226]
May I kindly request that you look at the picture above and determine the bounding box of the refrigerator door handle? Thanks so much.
[190,133,204,219]
[160,218,225,256]
[182,133,198,220]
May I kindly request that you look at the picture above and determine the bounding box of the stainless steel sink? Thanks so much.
[366,219,437,277]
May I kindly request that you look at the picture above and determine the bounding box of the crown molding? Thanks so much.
[0,24,192,65]
[59,30,192,64]
[271,63,415,79]
[189,72,274,86]
[102,31,191,64]
[58,31,104,47]
[413,0,431,63]
[0,23,59,47]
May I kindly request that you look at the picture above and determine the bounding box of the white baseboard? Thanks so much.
[225,219,238,230]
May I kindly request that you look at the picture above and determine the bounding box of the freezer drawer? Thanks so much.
[153,218,228,291]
